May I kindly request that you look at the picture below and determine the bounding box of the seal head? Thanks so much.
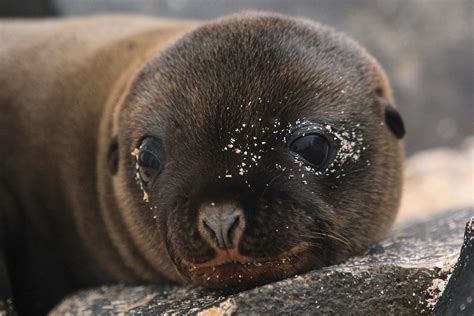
[105,12,405,289]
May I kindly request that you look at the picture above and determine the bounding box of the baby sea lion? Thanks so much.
[0,12,405,314]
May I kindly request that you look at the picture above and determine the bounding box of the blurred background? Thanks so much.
[1,0,473,219]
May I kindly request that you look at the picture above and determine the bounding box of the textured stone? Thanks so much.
[434,218,474,316]
[398,137,474,222]
[50,208,472,315]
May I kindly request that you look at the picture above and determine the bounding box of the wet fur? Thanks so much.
[0,13,403,314]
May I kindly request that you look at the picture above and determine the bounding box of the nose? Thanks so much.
[198,202,245,250]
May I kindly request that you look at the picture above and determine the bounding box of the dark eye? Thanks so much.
[137,137,164,184]
[289,133,331,169]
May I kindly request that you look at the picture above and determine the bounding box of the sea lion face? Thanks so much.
[110,13,405,289]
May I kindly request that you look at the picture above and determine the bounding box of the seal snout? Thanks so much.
[198,202,245,250]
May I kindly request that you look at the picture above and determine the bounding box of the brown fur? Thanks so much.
[0,13,404,314]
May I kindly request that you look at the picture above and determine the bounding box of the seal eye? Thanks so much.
[138,152,161,182]
[289,134,330,169]
[137,137,164,184]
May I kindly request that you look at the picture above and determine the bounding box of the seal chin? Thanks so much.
[179,243,313,289]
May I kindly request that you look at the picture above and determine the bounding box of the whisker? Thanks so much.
[301,231,352,248]
[322,229,353,246]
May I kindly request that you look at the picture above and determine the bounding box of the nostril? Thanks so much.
[198,203,246,250]
[202,219,219,246]
[227,215,240,246]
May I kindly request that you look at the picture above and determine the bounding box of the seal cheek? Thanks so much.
[165,204,216,268]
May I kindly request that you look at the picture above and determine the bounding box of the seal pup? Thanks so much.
[0,12,405,314]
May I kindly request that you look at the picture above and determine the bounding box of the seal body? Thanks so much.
[0,13,404,314]
[0,15,196,313]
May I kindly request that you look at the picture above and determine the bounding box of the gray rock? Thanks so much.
[50,208,472,315]
[434,218,474,316]
[398,138,474,222]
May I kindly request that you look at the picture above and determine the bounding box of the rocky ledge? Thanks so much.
[51,208,473,315]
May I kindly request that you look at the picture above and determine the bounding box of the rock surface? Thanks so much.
[51,208,472,315]
[434,218,473,316]
[397,137,474,222]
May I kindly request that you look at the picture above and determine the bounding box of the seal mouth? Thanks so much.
[180,244,313,289]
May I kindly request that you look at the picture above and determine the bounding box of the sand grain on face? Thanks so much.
[218,113,366,185]
[131,147,150,202]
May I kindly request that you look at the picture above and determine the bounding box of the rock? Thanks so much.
[434,218,474,316]
[397,138,474,222]
[0,298,15,316]
[50,208,472,315]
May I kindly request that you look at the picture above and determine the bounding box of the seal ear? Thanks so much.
[384,104,406,139]
[107,136,119,175]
